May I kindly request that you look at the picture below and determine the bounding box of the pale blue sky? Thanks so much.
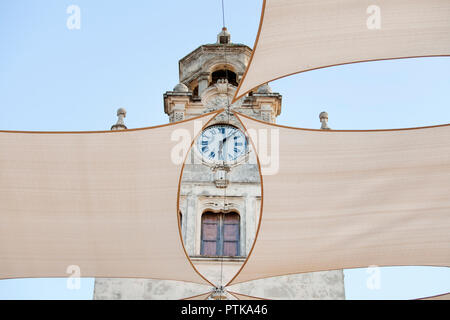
[0,0,448,299]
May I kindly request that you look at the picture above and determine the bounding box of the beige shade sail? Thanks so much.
[234,0,450,101]
[419,292,450,300]
[0,111,220,285]
[228,113,450,285]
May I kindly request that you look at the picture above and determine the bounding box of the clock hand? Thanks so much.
[222,130,238,144]
[218,140,224,160]
[223,132,243,160]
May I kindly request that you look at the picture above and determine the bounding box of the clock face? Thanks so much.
[197,124,248,163]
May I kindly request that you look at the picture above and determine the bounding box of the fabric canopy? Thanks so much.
[419,292,450,300]
[0,111,219,285]
[234,0,450,101]
[228,113,450,285]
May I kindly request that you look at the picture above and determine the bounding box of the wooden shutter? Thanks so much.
[201,213,219,256]
[222,213,240,256]
[201,212,240,257]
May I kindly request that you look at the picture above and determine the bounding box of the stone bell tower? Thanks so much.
[163,27,282,123]
[94,29,345,300]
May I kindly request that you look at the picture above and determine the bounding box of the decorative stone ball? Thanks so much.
[117,108,127,117]
[257,83,272,94]
[319,111,328,120]
[173,83,189,93]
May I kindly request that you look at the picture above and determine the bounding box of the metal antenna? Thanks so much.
[221,0,226,28]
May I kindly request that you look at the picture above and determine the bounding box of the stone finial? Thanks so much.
[217,27,231,44]
[111,108,127,131]
[173,83,189,93]
[319,111,331,130]
[256,83,272,94]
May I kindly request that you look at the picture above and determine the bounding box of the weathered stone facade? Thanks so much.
[94,29,345,300]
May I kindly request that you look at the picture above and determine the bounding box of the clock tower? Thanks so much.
[163,27,281,125]
[94,29,345,300]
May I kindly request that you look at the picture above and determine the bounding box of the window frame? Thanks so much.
[200,211,240,257]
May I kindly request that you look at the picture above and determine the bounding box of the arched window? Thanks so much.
[192,85,199,97]
[201,212,240,257]
[211,69,238,87]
